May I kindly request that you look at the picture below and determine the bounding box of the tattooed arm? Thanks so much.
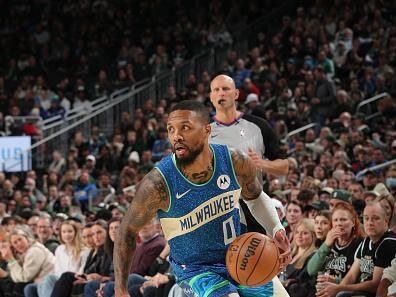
[230,147,285,234]
[114,169,169,297]
[231,148,290,267]
[230,148,262,201]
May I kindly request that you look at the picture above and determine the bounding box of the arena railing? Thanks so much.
[22,1,299,171]
[40,94,109,131]
[355,159,396,181]
[355,92,388,116]
[282,123,318,143]
[29,45,233,170]
[41,114,62,126]
[31,0,292,138]
[28,82,151,163]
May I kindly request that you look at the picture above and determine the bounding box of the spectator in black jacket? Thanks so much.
[310,65,336,128]
[50,220,112,297]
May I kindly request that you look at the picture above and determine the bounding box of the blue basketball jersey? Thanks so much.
[156,144,242,280]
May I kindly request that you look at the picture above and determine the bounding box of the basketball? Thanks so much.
[226,232,280,286]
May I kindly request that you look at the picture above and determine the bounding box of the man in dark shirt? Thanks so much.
[311,66,336,128]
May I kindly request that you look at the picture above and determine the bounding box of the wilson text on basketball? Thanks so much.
[240,237,261,270]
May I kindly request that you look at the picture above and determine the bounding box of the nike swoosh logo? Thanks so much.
[211,134,219,138]
[176,189,191,199]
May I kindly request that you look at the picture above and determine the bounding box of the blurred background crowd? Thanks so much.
[0,0,396,296]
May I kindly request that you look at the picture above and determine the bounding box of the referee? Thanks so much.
[209,74,289,234]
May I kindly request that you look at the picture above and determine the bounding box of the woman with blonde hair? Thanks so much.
[32,220,90,297]
[285,219,317,279]
[50,220,111,297]
[375,194,395,232]
[0,225,55,297]
[283,218,317,297]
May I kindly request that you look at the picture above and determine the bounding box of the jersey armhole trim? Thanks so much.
[154,167,172,213]
[226,146,241,189]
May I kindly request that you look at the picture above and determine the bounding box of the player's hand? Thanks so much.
[274,229,291,270]
[246,147,262,168]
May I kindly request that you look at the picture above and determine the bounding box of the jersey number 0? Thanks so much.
[223,217,237,245]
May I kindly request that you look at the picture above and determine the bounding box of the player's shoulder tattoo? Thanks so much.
[135,168,169,210]
[149,168,169,202]
[230,148,261,200]
[230,148,255,177]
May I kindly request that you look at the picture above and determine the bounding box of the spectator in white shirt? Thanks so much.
[36,220,90,297]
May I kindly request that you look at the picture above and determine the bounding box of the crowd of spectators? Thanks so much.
[0,0,396,297]
[0,0,279,137]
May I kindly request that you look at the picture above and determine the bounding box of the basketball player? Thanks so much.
[209,74,289,235]
[114,100,290,297]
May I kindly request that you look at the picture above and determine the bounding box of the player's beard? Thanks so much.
[174,143,204,167]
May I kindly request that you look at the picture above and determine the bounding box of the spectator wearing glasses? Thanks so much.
[37,216,60,254]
